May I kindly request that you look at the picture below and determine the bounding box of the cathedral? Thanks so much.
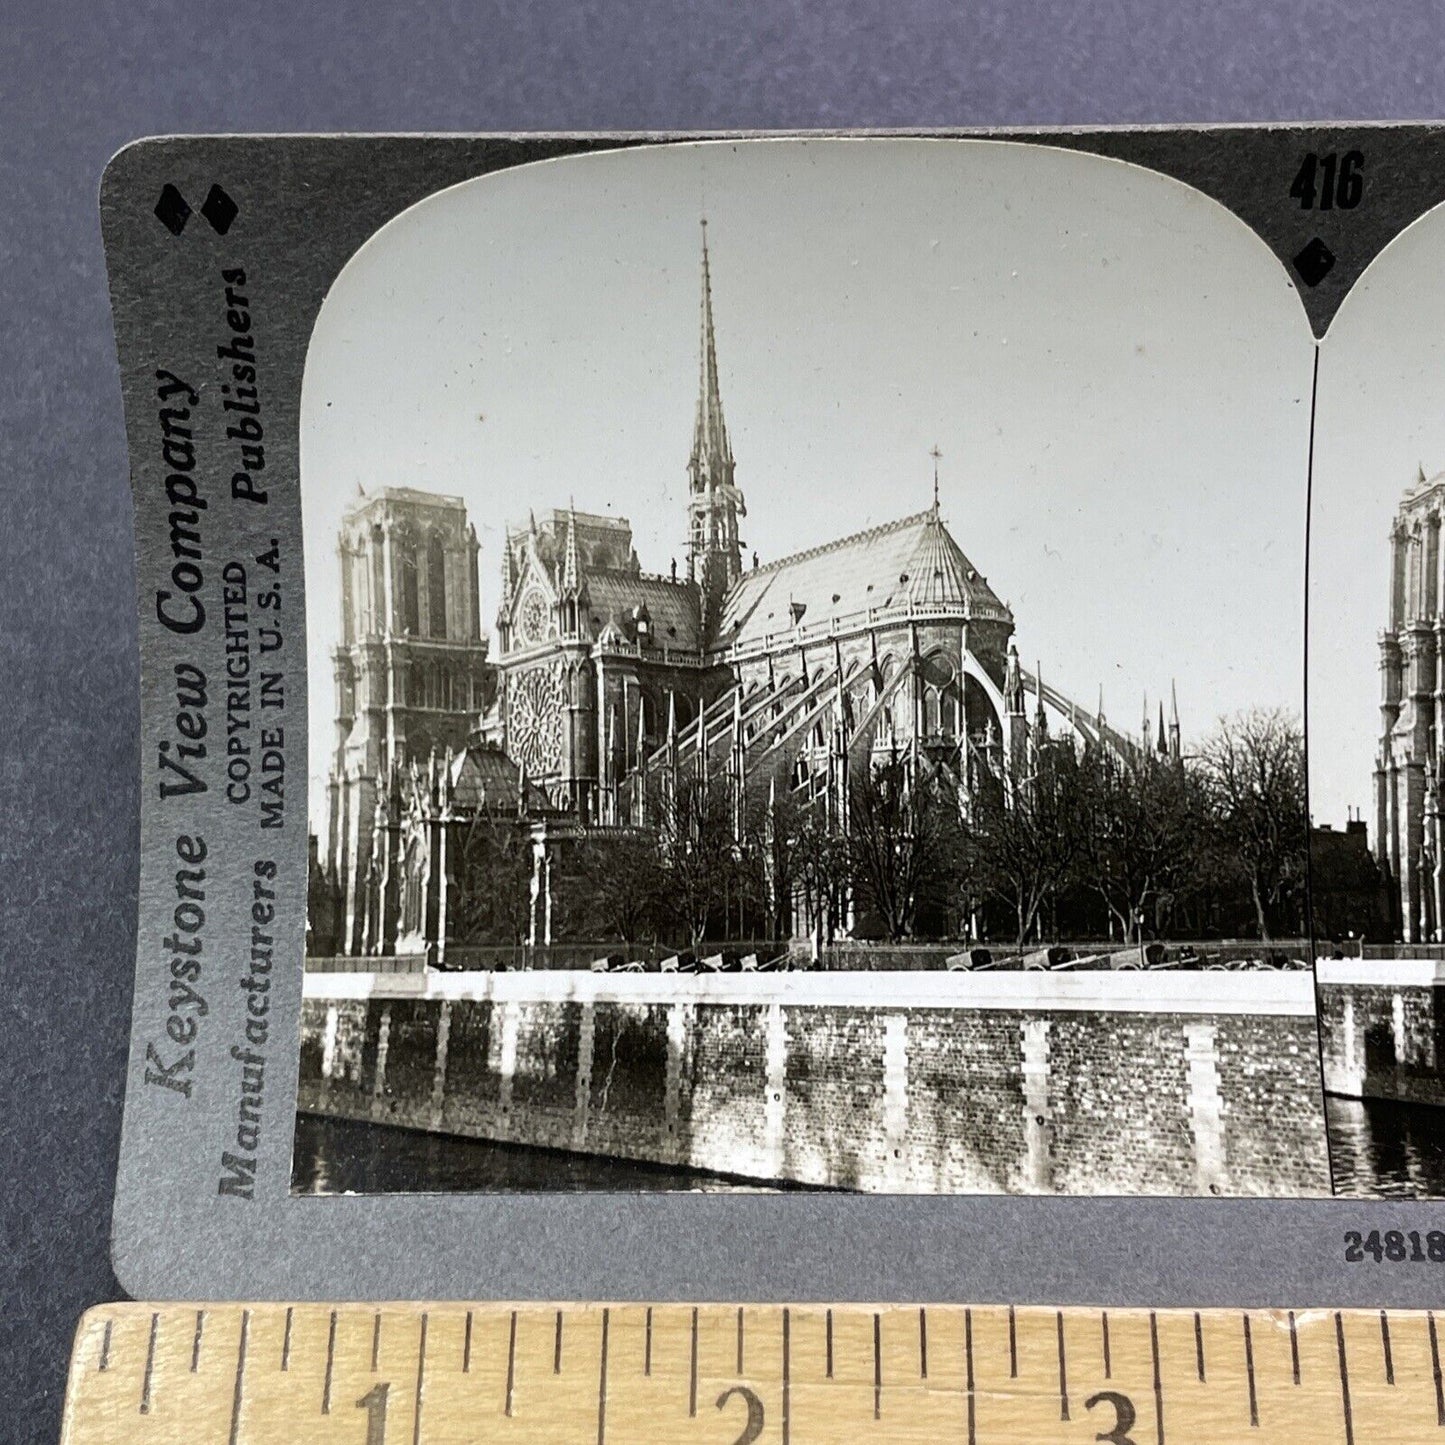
[1376,465,1445,941]
[313,224,1156,960]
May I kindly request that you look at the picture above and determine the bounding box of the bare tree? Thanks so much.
[647,773,749,948]
[1198,708,1307,940]
[568,829,665,944]
[848,756,967,942]
[973,743,1089,946]
[1082,749,1205,941]
[771,785,853,955]
[450,814,533,945]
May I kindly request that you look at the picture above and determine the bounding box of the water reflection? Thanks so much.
[1327,1096,1445,1198]
[290,1113,806,1194]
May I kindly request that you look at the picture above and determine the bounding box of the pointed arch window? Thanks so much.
[399,538,420,636]
[427,532,447,639]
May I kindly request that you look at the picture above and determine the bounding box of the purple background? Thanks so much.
[4,3,1443,1436]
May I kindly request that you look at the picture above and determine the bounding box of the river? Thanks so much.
[290,1114,809,1194]
[1327,1096,1445,1198]
[296,1104,1445,1199]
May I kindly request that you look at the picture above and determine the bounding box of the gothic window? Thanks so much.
[370,533,386,635]
[940,688,957,735]
[439,666,453,711]
[340,545,355,644]
[925,687,941,734]
[427,532,447,639]
[399,538,420,636]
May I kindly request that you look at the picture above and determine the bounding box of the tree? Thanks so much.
[568,829,665,944]
[771,784,853,955]
[1081,749,1206,942]
[847,755,968,941]
[973,742,1089,946]
[648,774,751,947]
[1198,708,1307,940]
[450,814,534,945]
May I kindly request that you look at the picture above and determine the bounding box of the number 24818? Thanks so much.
[1344,1229,1445,1263]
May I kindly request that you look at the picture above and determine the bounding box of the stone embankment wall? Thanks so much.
[1317,957,1445,1107]
[296,971,1329,1197]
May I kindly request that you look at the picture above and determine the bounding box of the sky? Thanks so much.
[301,138,1317,822]
[1310,201,1445,834]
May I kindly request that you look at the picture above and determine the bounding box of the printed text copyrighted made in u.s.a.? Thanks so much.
[141,260,292,1203]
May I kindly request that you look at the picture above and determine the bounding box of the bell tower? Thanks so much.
[325,486,491,955]
[686,220,746,645]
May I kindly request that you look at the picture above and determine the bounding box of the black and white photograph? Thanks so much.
[1310,197,1445,1198]
[292,138,1328,1198]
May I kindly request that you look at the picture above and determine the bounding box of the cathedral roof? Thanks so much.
[714,507,1011,652]
[583,570,702,650]
[448,745,555,814]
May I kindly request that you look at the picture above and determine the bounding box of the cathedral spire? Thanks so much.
[690,219,733,490]
[561,499,581,594]
[686,219,746,645]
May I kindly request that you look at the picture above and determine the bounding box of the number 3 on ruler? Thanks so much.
[1085,1388,1138,1445]
[356,1382,390,1444]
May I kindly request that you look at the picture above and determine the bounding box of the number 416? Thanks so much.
[1290,151,1364,210]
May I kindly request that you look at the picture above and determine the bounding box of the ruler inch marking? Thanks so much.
[1102,1309,1112,1379]
[412,1312,428,1445]
[463,1309,473,1374]
[228,1308,250,1445]
[139,1311,159,1414]
[597,1307,610,1445]
[825,1307,833,1379]
[782,1306,791,1445]
[280,1306,293,1372]
[1008,1305,1017,1378]
[191,1309,204,1374]
[372,1310,382,1373]
[1335,1311,1355,1445]
[965,1307,976,1445]
[644,1306,652,1377]
[1242,1312,1258,1428]
[1057,1309,1070,1421]
[1194,1310,1205,1383]
[1379,1309,1393,1386]
[689,1306,699,1417]
[1150,1310,1165,1445]
[505,1309,517,1417]
[98,1319,112,1373]
[1431,1310,1445,1425]
[873,1310,882,1420]
[919,1305,928,1379]
[737,1305,744,1375]
[1288,1309,1300,1385]
[555,1309,564,1375]
[322,1308,338,1414]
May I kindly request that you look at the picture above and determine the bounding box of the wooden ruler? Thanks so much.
[61,1302,1445,1442]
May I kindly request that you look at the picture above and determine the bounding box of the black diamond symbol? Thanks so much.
[154,184,191,236]
[200,183,238,236]
[1292,236,1336,288]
